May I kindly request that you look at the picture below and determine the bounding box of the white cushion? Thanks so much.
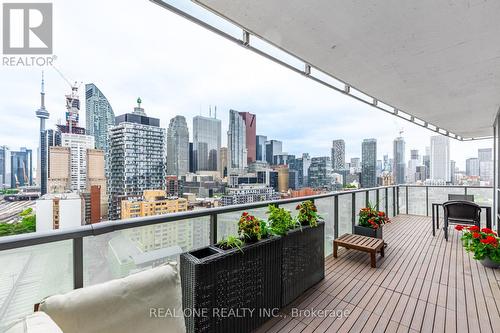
[5,312,63,333]
[39,263,185,333]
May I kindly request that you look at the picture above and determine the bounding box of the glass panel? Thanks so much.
[464,187,493,227]
[280,202,302,219]
[84,217,210,286]
[407,186,426,215]
[338,194,352,235]
[427,186,465,220]
[0,241,73,329]
[399,186,407,214]
[355,192,366,224]
[217,207,268,242]
[387,187,395,218]
[368,190,377,206]
[379,189,387,215]
[315,197,334,257]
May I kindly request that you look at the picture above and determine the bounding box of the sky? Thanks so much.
[0,0,494,171]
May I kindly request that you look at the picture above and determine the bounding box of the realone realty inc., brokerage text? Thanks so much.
[150,307,350,319]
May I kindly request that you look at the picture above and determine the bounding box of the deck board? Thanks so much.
[255,215,500,333]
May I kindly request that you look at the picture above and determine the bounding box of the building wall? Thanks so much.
[331,139,346,170]
[238,111,256,164]
[36,194,84,232]
[61,133,95,191]
[48,146,70,193]
[87,148,107,219]
[227,110,247,171]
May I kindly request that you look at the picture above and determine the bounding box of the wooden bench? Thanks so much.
[333,233,384,268]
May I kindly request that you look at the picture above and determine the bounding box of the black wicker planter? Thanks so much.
[354,225,383,239]
[180,236,282,333]
[281,221,325,307]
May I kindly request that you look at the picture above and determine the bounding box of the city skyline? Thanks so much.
[0,0,493,173]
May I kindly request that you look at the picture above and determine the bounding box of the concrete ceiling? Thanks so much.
[194,0,500,139]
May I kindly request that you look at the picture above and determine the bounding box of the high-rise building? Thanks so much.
[294,153,311,188]
[361,139,377,188]
[265,140,282,165]
[308,156,333,190]
[237,111,256,164]
[227,110,247,172]
[61,133,95,191]
[0,146,7,187]
[56,85,86,135]
[256,135,267,162]
[166,115,189,177]
[166,176,182,196]
[219,147,228,177]
[331,139,345,171]
[36,73,50,195]
[221,184,280,206]
[193,115,221,172]
[407,149,419,184]
[10,148,32,188]
[350,157,361,170]
[393,137,405,184]
[85,83,115,152]
[478,148,492,161]
[450,160,456,185]
[430,135,450,182]
[188,142,195,173]
[276,165,289,193]
[108,98,166,220]
[466,158,480,176]
[47,146,70,193]
[478,148,493,184]
[87,149,107,219]
[422,148,431,180]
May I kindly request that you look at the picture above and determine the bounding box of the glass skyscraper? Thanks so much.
[393,136,406,184]
[265,140,282,165]
[193,115,221,172]
[85,83,115,151]
[10,148,33,188]
[430,135,450,181]
[167,115,190,177]
[227,110,247,172]
[256,135,267,162]
[361,138,377,188]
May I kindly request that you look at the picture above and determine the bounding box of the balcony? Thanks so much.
[0,185,497,332]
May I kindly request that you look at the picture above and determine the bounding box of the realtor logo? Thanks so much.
[3,3,53,54]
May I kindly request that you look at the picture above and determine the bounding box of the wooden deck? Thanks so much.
[256,215,500,333]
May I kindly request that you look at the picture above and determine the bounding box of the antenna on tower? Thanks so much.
[214,106,217,119]
[399,128,404,137]
[209,105,212,117]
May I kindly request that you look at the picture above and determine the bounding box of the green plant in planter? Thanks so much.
[260,219,271,239]
[267,205,297,235]
[296,200,321,227]
[456,225,500,262]
[358,202,390,229]
[238,212,262,242]
[217,235,244,252]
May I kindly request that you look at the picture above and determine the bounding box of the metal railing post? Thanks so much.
[73,237,83,289]
[464,187,468,196]
[334,195,339,239]
[210,214,217,245]
[365,190,369,207]
[426,186,429,216]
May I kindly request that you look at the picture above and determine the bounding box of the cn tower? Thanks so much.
[36,72,50,195]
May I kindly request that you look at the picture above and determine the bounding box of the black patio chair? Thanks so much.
[443,200,481,241]
[448,194,475,202]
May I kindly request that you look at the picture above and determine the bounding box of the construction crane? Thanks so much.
[50,64,82,132]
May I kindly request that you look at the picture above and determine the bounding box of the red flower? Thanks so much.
[378,211,385,217]
[481,228,496,235]
[472,232,481,239]
[242,212,248,216]
[468,225,480,232]
[455,225,465,231]
[296,204,301,210]
[480,235,498,247]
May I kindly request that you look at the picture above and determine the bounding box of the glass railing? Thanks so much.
[0,184,493,329]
